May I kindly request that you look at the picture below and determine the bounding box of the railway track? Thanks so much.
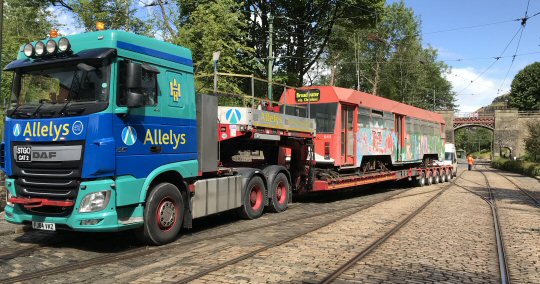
[170,171,464,284]
[453,168,510,284]
[317,170,464,284]
[0,187,407,284]
[483,166,540,208]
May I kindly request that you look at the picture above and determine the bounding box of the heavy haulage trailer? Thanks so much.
[2,30,453,245]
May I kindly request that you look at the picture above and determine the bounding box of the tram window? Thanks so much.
[309,103,337,133]
[359,107,370,115]
[359,114,370,128]
[384,117,394,130]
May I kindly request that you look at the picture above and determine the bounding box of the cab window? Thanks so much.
[117,60,158,106]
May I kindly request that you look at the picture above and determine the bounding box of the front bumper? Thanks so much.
[4,178,143,232]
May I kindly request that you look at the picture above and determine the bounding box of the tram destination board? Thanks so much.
[296,89,320,103]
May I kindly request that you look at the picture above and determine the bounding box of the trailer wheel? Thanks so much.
[449,170,454,179]
[268,173,289,213]
[441,171,448,183]
[433,170,440,184]
[426,171,433,186]
[136,182,183,245]
[238,176,266,219]
[417,172,426,187]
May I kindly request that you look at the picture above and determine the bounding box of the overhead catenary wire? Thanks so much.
[497,0,531,94]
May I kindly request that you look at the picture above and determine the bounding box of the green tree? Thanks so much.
[327,1,455,110]
[162,0,384,87]
[1,0,55,132]
[173,0,256,104]
[524,121,540,162]
[66,0,150,34]
[508,62,540,111]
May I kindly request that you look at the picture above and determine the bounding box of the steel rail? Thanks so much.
[318,171,464,284]
[454,168,510,284]
[0,188,407,284]
[483,165,540,208]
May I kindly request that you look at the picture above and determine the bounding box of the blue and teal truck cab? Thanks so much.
[2,30,316,245]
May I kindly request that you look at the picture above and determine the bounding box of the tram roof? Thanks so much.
[283,86,445,124]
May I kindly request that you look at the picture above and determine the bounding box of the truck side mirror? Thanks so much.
[125,62,142,89]
[126,91,144,108]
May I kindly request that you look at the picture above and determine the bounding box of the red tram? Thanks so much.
[281,86,449,190]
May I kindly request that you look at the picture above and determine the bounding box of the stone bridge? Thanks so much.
[437,109,540,158]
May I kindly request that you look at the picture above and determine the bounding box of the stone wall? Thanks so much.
[516,113,540,158]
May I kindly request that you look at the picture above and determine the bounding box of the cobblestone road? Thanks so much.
[0,166,538,283]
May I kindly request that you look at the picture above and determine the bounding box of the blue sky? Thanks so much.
[389,0,540,112]
[51,1,540,112]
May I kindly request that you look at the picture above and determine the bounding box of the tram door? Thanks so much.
[341,105,355,166]
[395,114,405,162]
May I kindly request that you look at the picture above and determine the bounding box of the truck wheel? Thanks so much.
[426,171,433,186]
[417,172,426,187]
[238,176,266,219]
[433,170,440,184]
[449,170,454,179]
[136,183,183,245]
[268,173,289,213]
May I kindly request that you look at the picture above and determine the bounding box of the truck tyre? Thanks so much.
[238,176,266,219]
[449,170,454,179]
[268,173,289,213]
[417,172,426,187]
[136,183,183,245]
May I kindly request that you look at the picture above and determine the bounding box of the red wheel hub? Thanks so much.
[249,185,263,210]
[275,181,287,204]
[156,197,177,231]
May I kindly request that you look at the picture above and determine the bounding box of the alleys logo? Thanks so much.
[121,126,187,150]
[13,121,84,141]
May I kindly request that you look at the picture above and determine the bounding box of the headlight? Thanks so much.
[6,191,13,207]
[35,41,45,56]
[58,37,70,52]
[23,43,34,57]
[46,40,57,54]
[79,190,111,213]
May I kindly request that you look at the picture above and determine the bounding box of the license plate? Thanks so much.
[32,221,56,231]
[15,146,32,162]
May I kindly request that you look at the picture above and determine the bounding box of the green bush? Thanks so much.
[491,157,540,177]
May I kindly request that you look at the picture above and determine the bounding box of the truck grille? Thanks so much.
[11,141,84,216]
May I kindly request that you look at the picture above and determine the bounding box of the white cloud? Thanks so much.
[47,7,84,35]
[445,67,510,113]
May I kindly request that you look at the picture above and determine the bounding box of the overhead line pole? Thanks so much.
[267,13,273,105]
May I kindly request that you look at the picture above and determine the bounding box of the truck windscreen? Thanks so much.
[8,62,110,118]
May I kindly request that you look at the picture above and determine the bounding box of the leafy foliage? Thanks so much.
[492,157,540,177]
[524,121,540,162]
[508,62,540,110]
[327,1,456,110]
[67,0,150,34]
[1,0,55,133]
[454,127,493,155]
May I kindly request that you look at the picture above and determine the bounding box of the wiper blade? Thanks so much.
[31,99,52,117]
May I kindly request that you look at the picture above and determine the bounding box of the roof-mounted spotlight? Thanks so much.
[46,40,57,54]
[23,43,35,57]
[35,41,45,56]
[58,37,71,53]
